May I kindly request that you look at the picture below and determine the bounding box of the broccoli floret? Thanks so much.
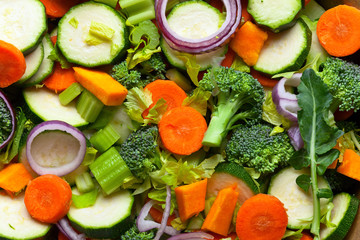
[225,122,295,174]
[119,125,161,179]
[199,66,265,147]
[121,221,156,240]
[140,53,166,81]
[0,97,13,144]
[318,57,360,112]
[111,53,166,89]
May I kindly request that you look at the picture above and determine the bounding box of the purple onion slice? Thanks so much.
[0,90,16,150]
[168,232,215,240]
[154,185,171,240]
[26,120,86,176]
[56,217,86,240]
[288,124,304,151]
[272,73,302,122]
[155,0,241,53]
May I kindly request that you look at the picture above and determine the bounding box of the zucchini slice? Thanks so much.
[160,37,227,71]
[21,35,55,88]
[23,87,88,127]
[268,167,331,229]
[254,18,311,75]
[167,0,225,39]
[18,42,44,84]
[57,1,129,67]
[320,192,359,240]
[0,0,46,54]
[68,189,133,239]
[0,194,51,240]
[248,0,303,32]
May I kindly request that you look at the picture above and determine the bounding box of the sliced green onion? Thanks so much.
[89,147,133,194]
[89,123,121,152]
[59,82,83,106]
[76,90,104,122]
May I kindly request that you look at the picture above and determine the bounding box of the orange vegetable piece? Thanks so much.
[73,67,128,106]
[0,163,33,197]
[175,179,208,222]
[43,62,77,93]
[50,36,58,45]
[317,5,360,57]
[24,174,72,223]
[229,21,268,66]
[143,80,187,117]
[236,193,288,240]
[39,0,80,18]
[158,106,207,155]
[250,68,279,88]
[221,48,236,68]
[202,185,239,236]
[0,40,26,88]
[149,205,177,226]
[300,232,313,240]
[337,149,360,181]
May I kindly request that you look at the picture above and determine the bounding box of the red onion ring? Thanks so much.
[168,232,215,240]
[155,0,242,53]
[287,124,304,151]
[272,73,302,122]
[56,217,86,240]
[26,120,86,176]
[154,185,171,240]
[0,90,16,150]
[137,199,180,236]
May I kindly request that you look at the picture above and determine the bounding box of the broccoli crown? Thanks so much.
[199,66,265,147]
[111,53,166,89]
[0,97,12,144]
[121,221,156,240]
[319,57,360,112]
[225,123,295,174]
[119,125,160,179]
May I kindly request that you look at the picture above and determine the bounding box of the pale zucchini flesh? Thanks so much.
[57,1,129,67]
[0,0,46,54]
[18,42,44,84]
[268,167,331,229]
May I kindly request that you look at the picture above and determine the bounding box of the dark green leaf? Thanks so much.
[289,149,310,170]
[316,149,340,175]
[317,188,333,199]
[296,174,311,192]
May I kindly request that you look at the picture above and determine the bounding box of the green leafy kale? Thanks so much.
[225,122,295,174]
[0,97,13,145]
[199,66,265,147]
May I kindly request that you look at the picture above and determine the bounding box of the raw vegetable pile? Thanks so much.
[0,0,360,240]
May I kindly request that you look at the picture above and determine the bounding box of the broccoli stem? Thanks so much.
[202,94,242,147]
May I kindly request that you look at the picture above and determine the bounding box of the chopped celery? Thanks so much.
[88,106,116,130]
[82,147,98,166]
[72,187,98,208]
[59,82,83,105]
[69,17,79,28]
[76,90,104,122]
[165,68,192,92]
[130,20,159,49]
[89,147,133,195]
[119,0,155,25]
[94,0,118,8]
[85,21,115,45]
[90,123,121,152]
[75,172,95,193]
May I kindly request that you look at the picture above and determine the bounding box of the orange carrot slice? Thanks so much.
[317,5,360,57]
[0,40,26,88]
[43,62,77,93]
[39,0,80,18]
[158,106,207,155]
[24,174,72,223]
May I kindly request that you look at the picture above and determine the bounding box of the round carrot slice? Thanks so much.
[158,106,207,155]
[0,40,26,88]
[24,174,72,223]
[236,193,288,240]
[317,5,360,57]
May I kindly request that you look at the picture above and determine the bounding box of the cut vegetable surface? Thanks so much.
[57,1,129,67]
[43,62,77,93]
[316,5,360,57]
[24,174,72,223]
[336,149,360,181]
[158,106,207,155]
[26,120,86,176]
[0,0,46,54]
[0,163,33,196]
[0,90,16,150]
[18,42,44,84]
[236,193,288,240]
[73,67,128,106]
[0,40,26,88]
[40,0,80,18]
[0,193,51,240]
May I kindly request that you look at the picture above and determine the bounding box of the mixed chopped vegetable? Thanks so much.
[0,0,360,240]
